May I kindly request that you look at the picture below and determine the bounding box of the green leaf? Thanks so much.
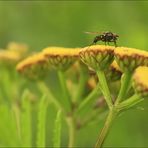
[53,110,62,148]
[20,89,32,147]
[36,95,48,147]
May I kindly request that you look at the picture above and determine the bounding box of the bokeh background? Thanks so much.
[0,1,148,147]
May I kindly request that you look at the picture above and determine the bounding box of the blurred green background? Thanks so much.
[1,1,148,50]
[1,1,148,147]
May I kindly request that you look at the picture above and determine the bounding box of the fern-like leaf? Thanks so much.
[53,110,62,148]
[36,95,48,147]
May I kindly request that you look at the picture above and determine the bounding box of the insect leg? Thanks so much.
[113,40,117,47]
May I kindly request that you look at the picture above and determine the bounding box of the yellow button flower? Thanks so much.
[16,52,49,80]
[79,45,115,71]
[7,42,28,56]
[43,47,80,71]
[115,47,148,72]
[0,49,20,64]
[133,66,148,98]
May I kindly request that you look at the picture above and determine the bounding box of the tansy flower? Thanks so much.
[16,53,49,80]
[114,47,148,72]
[7,42,28,56]
[79,45,115,71]
[43,47,80,71]
[0,49,20,64]
[133,66,148,98]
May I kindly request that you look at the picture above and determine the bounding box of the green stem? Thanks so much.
[75,69,88,101]
[66,117,75,148]
[58,70,71,112]
[12,104,21,142]
[96,70,113,110]
[37,81,62,110]
[117,94,144,111]
[115,72,132,105]
[95,109,118,148]
[76,83,101,116]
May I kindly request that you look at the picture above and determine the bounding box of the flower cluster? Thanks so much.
[16,44,148,148]
[16,46,80,80]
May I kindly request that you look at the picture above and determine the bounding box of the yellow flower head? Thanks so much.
[43,47,80,71]
[16,52,49,80]
[7,42,28,56]
[114,47,148,72]
[133,66,148,98]
[79,45,115,71]
[106,60,122,81]
[0,49,20,64]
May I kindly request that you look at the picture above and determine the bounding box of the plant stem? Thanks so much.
[117,94,144,111]
[37,81,62,110]
[115,72,132,105]
[76,83,101,116]
[53,110,62,148]
[75,68,88,101]
[58,70,71,112]
[66,116,75,148]
[95,109,118,148]
[96,70,113,110]
[12,104,21,142]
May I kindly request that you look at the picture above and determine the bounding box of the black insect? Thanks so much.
[85,31,119,47]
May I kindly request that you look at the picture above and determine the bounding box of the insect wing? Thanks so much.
[84,31,102,35]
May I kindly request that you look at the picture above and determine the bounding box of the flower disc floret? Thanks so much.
[79,45,115,71]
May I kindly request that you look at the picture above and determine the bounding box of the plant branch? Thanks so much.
[37,81,62,110]
[115,72,132,105]
[76,83,101,116]
[117,94,144,111]
[96,70,113,110]
[66,116,76,148]
[95,109,118,148]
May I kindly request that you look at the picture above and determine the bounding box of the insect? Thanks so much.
[85,31,119,47]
